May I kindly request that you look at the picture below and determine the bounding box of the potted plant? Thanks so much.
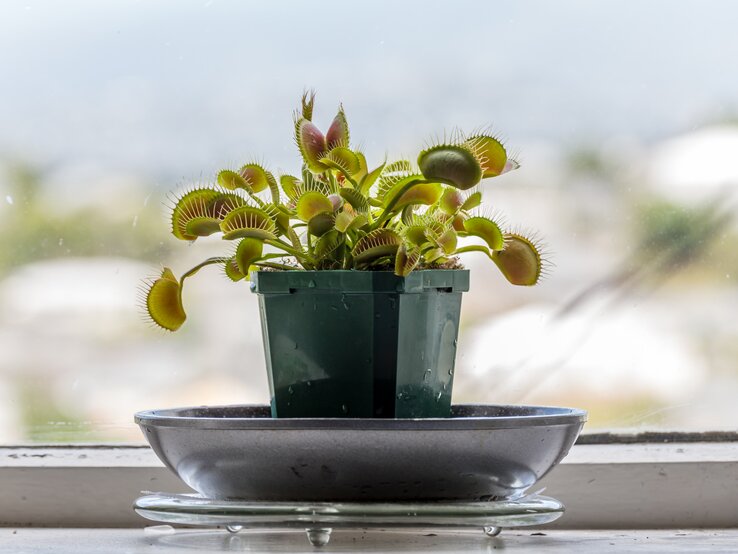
[142,92,545,418]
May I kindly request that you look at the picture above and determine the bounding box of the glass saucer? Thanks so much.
[134,492,564,546]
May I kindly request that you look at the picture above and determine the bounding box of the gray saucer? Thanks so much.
[135,404,585,502]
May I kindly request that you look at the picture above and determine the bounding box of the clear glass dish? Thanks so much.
[134,492,564,546]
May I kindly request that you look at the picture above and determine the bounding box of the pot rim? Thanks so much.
[250,268,470,294]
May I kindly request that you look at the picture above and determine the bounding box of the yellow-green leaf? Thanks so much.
[220,206,277,240]
[145,268,186,331]
[493,234,542,286]
[235,238,263,274]
[296,191,333,222]
[465,135,507,178]
[239,163,270,193]
[463,216,505,251]
[352,229,402,265]
[439,188,464,214]
[461,191,482,211]
[307,211,336,237]
[394,243,420,276]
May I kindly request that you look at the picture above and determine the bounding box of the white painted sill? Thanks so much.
[1,441,737,529]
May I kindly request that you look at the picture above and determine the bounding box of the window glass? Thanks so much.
[1,1,737,442]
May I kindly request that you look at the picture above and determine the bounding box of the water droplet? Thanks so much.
[423,369,432,381]
[448,368,454,376]
[453,339,458,346]
[293,342,298,349]
[58,238,64,246]
[132,215,138,227]
[226,525,242,534]
[341,404,349,414]
[306,529,332,547]
[288,386,294,394]
[436,391,442,401]
[308,280,316,288]
[442,383,447,391]
[396,392,405,400]
[306,380,312,387]
[5,195,13,205]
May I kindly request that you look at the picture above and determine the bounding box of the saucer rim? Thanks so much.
[135,403,587,431]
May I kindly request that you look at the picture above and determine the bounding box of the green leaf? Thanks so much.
[461,191,482,211]
[439,187,464,214]
[463,216,505,251]
[184,216,221,237]
[401,205,415,226]
[433,228,458,254]
[326,105,350,149]
[384,180,442,211]
[417,145,482,190]
[217,169,249,191]
[424,247,447,263]
[384,160,413,174]
[314,229,343,258]
[301,90,315,121]
[352,229,402,265]
[359,161,386,195]
[465,135,507,178]
[144,268,186,331]
[354,151,369,181]
[493,234,542,286]
[295,118,328,173]
[394,243,420,276]
[296,191,333,222]
[339,187,369,213]
[405,225,428,246]
[220,206,277,240]
[280,175,302,201]
[265,171,281,204]
[452,213,467,232]
[319,146,361,176]
[224,257,246,281]
[264,203,291,235]
[235,238,264,274]
[239,163,270,193]
[308,211,336,237]
[170,188,222,241]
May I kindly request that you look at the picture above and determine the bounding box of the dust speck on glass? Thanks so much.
[0,0,737,442]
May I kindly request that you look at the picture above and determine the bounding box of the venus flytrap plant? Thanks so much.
[143,92,547,331]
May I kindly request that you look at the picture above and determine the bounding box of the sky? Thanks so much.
[1,0,738,179]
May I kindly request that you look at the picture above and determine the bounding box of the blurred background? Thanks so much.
[1,0,737,442]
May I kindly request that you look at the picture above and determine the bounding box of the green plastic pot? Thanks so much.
[250,270,469,419]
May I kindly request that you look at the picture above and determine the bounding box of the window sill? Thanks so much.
[2,528,737,553]
[1,442,737,528]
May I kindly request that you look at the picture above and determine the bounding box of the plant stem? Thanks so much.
[265,238,314,263]
[254,261,298,271]
[454,245,496,261]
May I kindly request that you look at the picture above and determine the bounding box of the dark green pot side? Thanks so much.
[250,270,469,419]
